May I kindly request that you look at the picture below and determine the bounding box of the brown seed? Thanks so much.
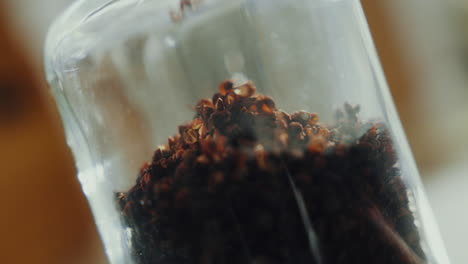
[226,93,237,106]
[168,136,176,148]
[235,82,256,97]
[153,146,171,161]
[198,123,208,138]
[201,106,214,121]
[288,122,304,136]
[178,125,186,135]
[292,111,311,124]
[278,111,291,123]
[297,132,306,141]
[162,145,171,155]
[211,110,231,130]
[116,192,126,201]
[308,136,327,153]
[311,125,321,135]
[201,136,216,154]
[257,97,276,113]
[318,128,330,139]
[192,119,203,130]
[184,129,198,144]
[153,149,163,161]
[212,93,222,105]
[215,136,227,153]
[276,119,288,129]
[275,111,290,129]
[196,99,213,115]
[174,149,185,159]
[215,98,225,111]
[262,103,274,113]
[309,113,319,124]
[141,172,152,186]
[219,80,234,95]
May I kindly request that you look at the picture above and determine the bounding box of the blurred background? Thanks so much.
[1,0,467,263]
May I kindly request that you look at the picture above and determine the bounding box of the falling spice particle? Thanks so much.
[116,80,426,264]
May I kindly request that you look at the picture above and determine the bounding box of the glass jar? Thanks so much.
[45,0,449,263]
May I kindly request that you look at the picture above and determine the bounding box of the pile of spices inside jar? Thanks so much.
[116,80,426,264]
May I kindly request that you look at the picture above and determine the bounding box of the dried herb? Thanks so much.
[116,80,425,264]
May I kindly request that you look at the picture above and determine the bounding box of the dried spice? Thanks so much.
[116,80,426,264]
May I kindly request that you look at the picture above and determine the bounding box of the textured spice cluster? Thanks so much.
[116,80,425,264]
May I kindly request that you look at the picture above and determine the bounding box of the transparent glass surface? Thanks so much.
[45,0,449,263]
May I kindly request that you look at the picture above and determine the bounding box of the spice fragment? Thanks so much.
[116,80,425,264]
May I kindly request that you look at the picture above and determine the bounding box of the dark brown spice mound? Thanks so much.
[116,80,426,264]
